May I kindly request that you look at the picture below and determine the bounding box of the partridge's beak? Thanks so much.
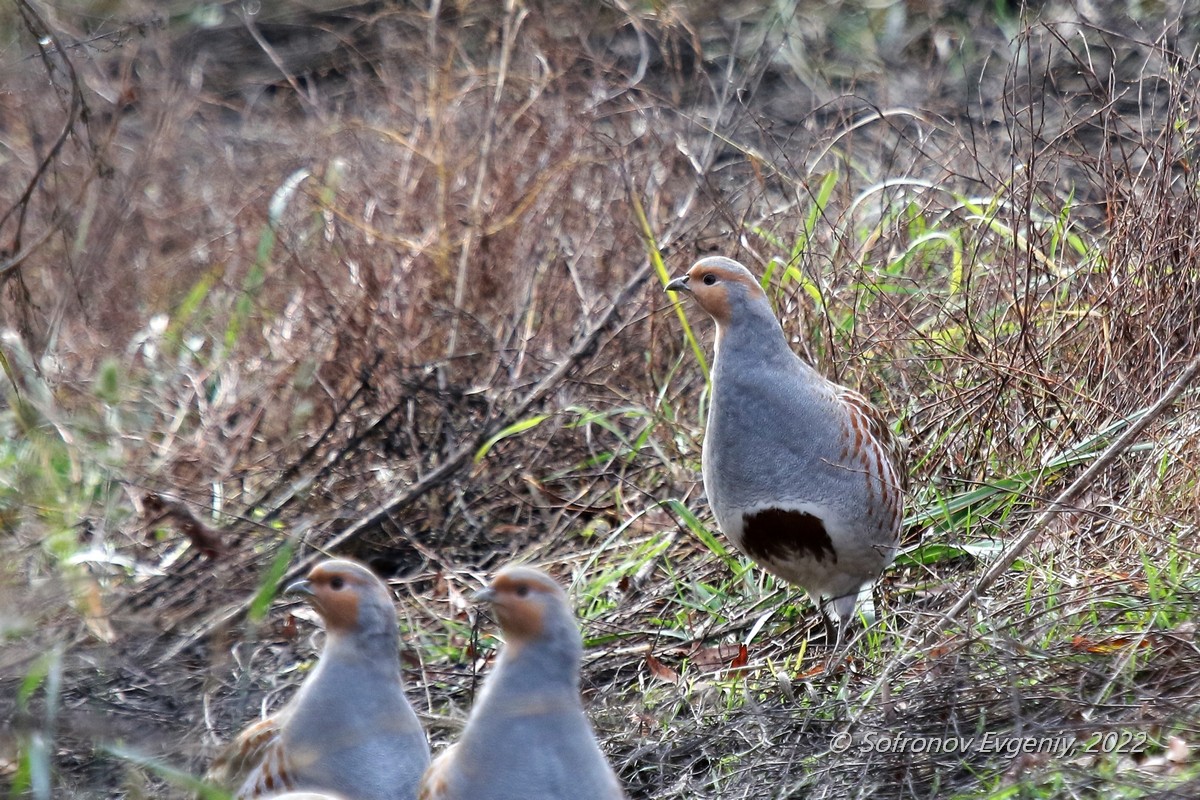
[664,275,691,294]
[285,578,315,597]
[471,585,497,604]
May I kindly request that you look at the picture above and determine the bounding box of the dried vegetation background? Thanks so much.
[2,0,1200,798]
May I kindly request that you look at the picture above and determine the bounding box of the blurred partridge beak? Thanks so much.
[285,578,315,597]
[664,275,691,293]
[472,586,497,604]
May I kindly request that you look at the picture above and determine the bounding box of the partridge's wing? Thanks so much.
[205,716,283,797]
[835,385,909,496]
[417,744,459,800]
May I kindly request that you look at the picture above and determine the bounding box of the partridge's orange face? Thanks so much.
[476,567,564,642]
[287,560,381,633]
[665,257,766,325]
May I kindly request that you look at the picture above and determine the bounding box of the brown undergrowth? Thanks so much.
[1,2,1199,798]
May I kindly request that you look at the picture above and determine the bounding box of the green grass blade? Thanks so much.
[474,414,551,462]
[664,498,738,571]
[225,168,310,353]
[630,189,709,376]
[249,540,297,623]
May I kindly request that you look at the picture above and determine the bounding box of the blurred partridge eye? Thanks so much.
[702,273,717,285]
[515,584,530,597]
[330,576,345,590]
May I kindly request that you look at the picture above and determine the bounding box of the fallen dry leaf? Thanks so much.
[276,613,298,641]
[646,653,680,684]
[690,642,745,673]
[1070,635,1151,654]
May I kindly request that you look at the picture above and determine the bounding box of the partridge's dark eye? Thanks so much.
[702,273,717,285]
[515,583,530,598]
[330,576,345,590]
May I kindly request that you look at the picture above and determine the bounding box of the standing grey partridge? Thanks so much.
[418,565,624,800]
[207,558,431,799]
[666,256,905,642]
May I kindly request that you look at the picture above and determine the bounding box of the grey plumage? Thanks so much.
[419,566,624,800]
[667,256,905,640]
[210,559,430,800]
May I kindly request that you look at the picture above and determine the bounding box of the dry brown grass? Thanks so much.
[2,2,1200,798]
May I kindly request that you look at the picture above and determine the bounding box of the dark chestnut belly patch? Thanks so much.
[741,508,836,563]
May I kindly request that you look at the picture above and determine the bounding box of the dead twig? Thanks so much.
[851,352,1200,721]
[932,351,1200,640]
[1,1,88,282]
[154,259,654,666]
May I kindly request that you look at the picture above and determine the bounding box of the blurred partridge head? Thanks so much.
[418,565,624,800]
